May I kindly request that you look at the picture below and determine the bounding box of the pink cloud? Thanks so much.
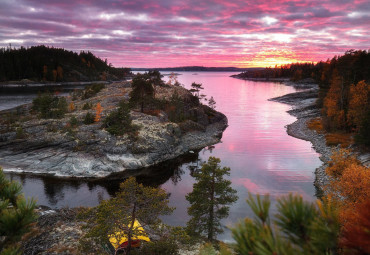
[0,0,368,67]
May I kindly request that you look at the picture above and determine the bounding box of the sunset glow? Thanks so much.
[1,0,369,68]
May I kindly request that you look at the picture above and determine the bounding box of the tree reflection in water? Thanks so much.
[4,151,201,208]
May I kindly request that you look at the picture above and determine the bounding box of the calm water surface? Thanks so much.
[3,72,321,241]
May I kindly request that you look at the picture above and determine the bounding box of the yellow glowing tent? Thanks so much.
[108,220,150,249]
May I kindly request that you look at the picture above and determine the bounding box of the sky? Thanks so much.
[0,0,369,68]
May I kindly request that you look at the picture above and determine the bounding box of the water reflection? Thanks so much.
[4,151,199,208]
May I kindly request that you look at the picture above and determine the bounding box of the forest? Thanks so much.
[237,50,370,146]
[0,45,131,82]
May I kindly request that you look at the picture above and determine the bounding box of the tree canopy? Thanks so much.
[0,45,131,82]
[129,73,155,113]
[80,177,174,255]
[186,157,238,242]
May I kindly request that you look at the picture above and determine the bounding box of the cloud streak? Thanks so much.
[0,0,369,67]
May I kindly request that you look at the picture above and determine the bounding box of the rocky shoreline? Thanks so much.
[269,84,331,193]
[269,79,370,194]
[0,81,227,178]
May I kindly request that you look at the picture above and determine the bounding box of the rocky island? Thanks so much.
[0,76,227,178]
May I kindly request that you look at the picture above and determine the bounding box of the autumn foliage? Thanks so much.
[325,149,370,253]
[322,69,347,130]
[68,102,75,112]
[347,80,370,130]
[325,149,369,204]
[340,199,370,254]
[94,102,103,122]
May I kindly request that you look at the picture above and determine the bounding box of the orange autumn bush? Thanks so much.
[325,149,370,254]
[340,199,370,254]
[95,102,103,122]
[307,117,324,133]
[325,149,369,209]
[347,80,370,130]
[326,149,359,178]
[334,163,370,204]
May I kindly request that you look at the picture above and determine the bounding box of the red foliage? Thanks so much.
[340,199,370,254]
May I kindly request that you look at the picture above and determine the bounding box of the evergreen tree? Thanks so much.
[186,157,238,242]
[147,70,164,86]
[80,177,174,255]
[0,167,37,254]
[232,193,340,255]
[32,93,67,119]
[129,74,154,113]
[103,100,135,136]
[190,82,204,99]
[208,96,216,110]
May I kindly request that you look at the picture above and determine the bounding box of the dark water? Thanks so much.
[2,72,321,241]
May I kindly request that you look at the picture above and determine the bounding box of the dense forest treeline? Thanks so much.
[0,45,131,82]
[236,50,370,146]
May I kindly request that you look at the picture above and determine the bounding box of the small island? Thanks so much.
[0,72,227,178]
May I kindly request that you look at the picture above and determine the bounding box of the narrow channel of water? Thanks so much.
[2,72,322,241]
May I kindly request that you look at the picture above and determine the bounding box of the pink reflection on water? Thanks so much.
[233,178,269,195]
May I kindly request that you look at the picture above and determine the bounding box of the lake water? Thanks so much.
[2,72,322,241]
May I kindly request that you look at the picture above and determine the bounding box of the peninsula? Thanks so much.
[0,75,227,178]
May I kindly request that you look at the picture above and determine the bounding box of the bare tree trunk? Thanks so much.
[127,203,137,255]
[208,171,215,241]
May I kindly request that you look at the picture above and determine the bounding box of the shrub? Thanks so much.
[104,101,136,135]
[325,149,370,254]
[325,132,353,148]
[15,127,26,139]
[131,239,179,255]
[82,102,92,110]
[83,112,95,125]
[82,83,105,99]
[69,116,78,127]
[307,117,324,133]
[32,93,68,119]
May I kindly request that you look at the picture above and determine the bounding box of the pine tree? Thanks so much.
[103,100,134,135]
[190,82,204,99]
[0,167,37,253]
[231,193,340,255]
[208,96,216,110]
[186,157,238,242]
[129,74,154,113]
[80,177,174,255]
